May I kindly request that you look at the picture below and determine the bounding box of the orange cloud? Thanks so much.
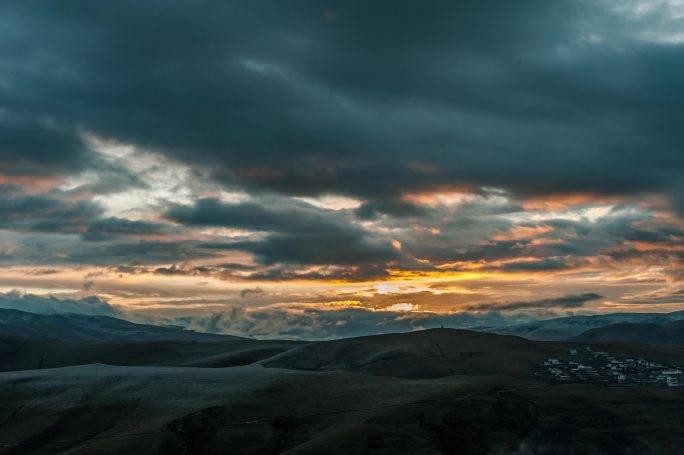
[521,193,623,211]
[401,187,474,207]
[492,225,554,241]
[0,174,63,193]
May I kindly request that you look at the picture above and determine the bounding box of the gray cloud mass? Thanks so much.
[0,1,682,209]
[0,1,682,328]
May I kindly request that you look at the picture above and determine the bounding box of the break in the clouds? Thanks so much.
[0,1,683,333]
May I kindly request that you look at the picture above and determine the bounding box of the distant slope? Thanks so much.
[0,334,304,372]
[572,319,684,345]
[0,308,240,342]
[482,311,684,341]
[261,328,580,379]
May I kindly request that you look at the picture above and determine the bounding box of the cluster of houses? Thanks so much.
[539,347,683,387]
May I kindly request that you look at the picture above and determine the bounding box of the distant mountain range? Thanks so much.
[3,306,684,347]
[572,319,684,345]
[480,310,684,342]
[0,308,240,342]
[0,308,306,372]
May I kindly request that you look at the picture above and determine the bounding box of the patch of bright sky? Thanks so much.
[376,283,400,294]
[609,0,684,19]
[195,227,264,239]
[295,195,362,210]
[60,133,134,191]
[239,57,362,117]
[382,302,419,312]
[603,0,684,43]
[0,286,78,295]
[73,132,224,219]
[402,187,508,209]
[216,190,249,204]
[503,205,627,224]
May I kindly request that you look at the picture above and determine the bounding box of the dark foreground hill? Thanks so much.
[1,362,684,453]
[261,328,578,379]
[2,328,684,454]
[0,334,303,372]
[572,319,684,345]
[0,308,303,372]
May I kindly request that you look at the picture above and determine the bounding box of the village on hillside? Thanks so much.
[539,347,683,387]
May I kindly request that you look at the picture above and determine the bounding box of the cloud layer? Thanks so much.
[0,1,682,328]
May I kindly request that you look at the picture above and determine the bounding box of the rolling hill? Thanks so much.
[0,334,304,372]
[572,319,684,345]
[1,330,684,453]
[482,310,684,341]
[3,315,684,453]
[261,328,578,379]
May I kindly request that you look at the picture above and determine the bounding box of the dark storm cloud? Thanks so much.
[0,185,21,197]
[354,198,427,220]
[25,268,62,276]
[492,258,577,272]
[465,293,603,312]
[240,287,265,299]
[0,193,102,233]
[65,240,214,266]
[673,184,684,216]
[0,116,88,177]
[618,226,684,244]
[1,0,683,212]
[0,189,174,241]
[83,217,174,241]
[0,231,217,267]
[405,237,586,268]
[168,197,406,268]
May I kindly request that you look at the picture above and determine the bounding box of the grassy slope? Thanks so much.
[2,328,684,453]
[263,328,598,379]
[0,334,304,372]
[573,320,684,345]
[1,364,683,454]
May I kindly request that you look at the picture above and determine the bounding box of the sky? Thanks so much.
[0,0,683,338]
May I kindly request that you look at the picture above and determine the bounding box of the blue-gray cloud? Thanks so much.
[0,0,682,210]
[0,290,120,317]
[464,293,603,312]
[0,0,681,290]
[167,197,408,271]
